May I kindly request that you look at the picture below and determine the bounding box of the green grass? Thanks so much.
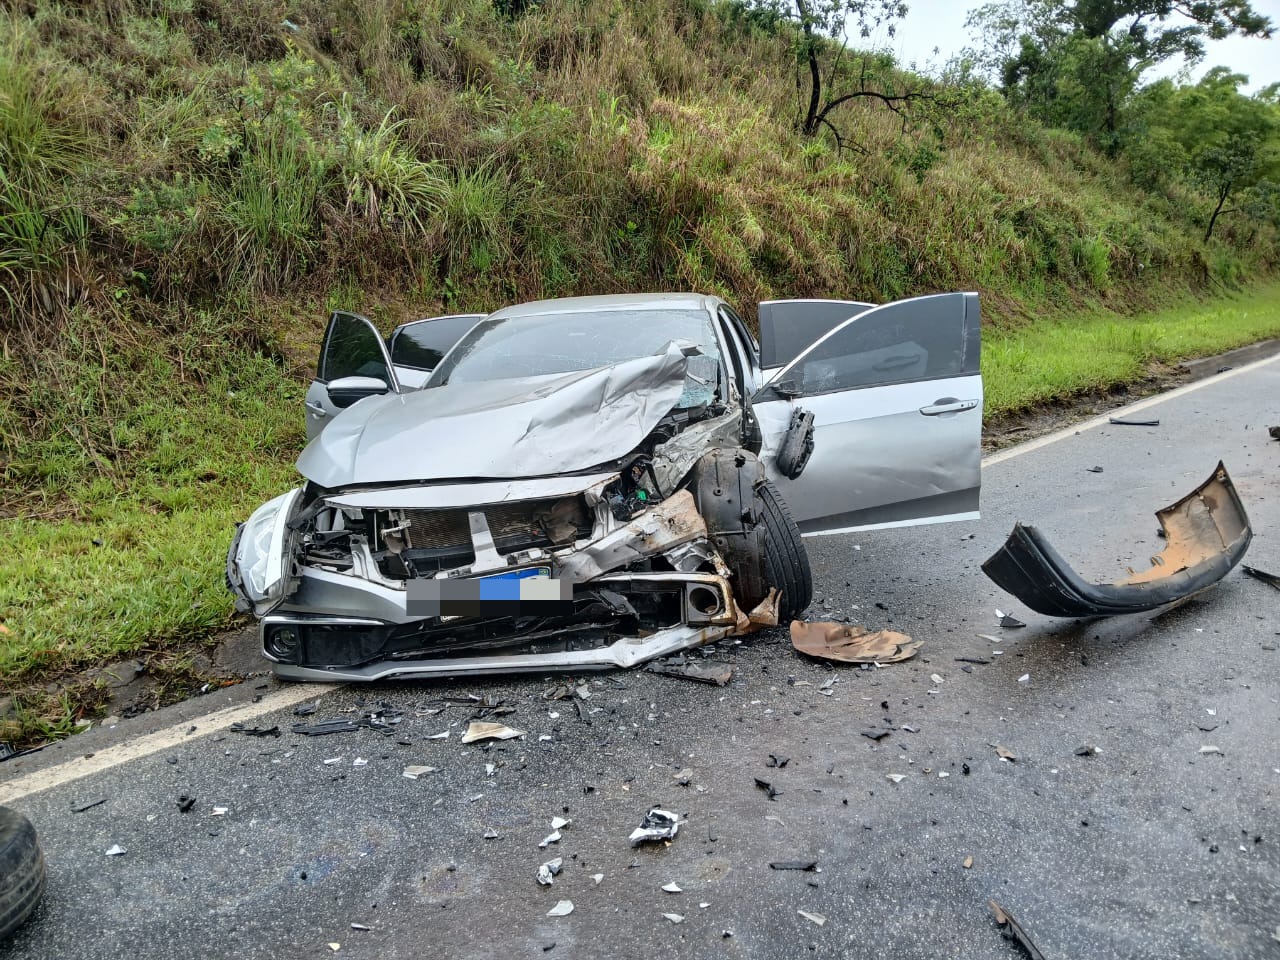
[983,282,1280,416]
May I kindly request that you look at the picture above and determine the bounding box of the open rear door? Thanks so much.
[304,311,399,440]
[754,293,982,535]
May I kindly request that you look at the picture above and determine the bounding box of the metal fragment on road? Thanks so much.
[790,621,920,664]
[798,910,827,927]
[629,807,681,846]
[1242,565,1280,590]
[402,765,437,779]
[350,923,370,931]
[989,899,1046,960]
[537,858,563,886]
[461,721,525,744]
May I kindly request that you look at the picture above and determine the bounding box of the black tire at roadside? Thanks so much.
[0,805,46,940]
[758,478,813,620]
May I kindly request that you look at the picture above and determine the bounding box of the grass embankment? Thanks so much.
[2,0,1278,743]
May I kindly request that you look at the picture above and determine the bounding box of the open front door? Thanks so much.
[304,311,399,440]
[757,299,875,370]
[754,293,983,535]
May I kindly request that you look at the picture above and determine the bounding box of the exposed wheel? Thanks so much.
[687,449,812,621]
[0,805,45,941]
[758,479,813,620]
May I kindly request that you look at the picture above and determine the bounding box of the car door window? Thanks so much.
[388,314,486,372]
[319,311,393,384]
[779,295,973,397]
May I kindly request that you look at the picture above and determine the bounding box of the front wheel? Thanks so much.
[758,480,813,620]
[0,805,46,941]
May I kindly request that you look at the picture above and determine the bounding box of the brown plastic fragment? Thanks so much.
[989,900,1046,960]
[789,621,920,664]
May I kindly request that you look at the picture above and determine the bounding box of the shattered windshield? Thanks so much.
[428,308,723,405]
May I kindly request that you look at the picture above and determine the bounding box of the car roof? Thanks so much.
[487,293,720,320]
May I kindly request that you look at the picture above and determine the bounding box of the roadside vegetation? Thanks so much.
[1,0,1278,746]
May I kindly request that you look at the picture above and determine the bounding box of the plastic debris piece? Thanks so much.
[663,913,684,924]
[930,673,945,685]
[1270,425,1280,441]
[1199,745,1223,755]
[1109,416,1160,427]
[798,910,827,927]
[426,731,450,740]
[72,798,107,813]
[963,855,974,869]
[105,844,126,856]
[350,923,370,931]
[662,882,682,893]
[537,858,563,886]
[629,807,681,846]
[886,774,906,784]
[1075,744,1097,757]
[956,656,990,665]
[997,613,1026,628]
[230,722,281,738]
[177,794,196,813]
[323,757,343,765]
[647,658,735,686]
[461,722,525,744]
[1243,565,1280,590]
[989,899,1046,960]
[673,768,693,786]
[546,900,574,917]
[770,860,817,871]
[292,701,319,716]
[484,829,501,840]
[551,816,571,830]
[862,729,890,742]
[591,874,604,885]
[292,719,360,736]
[754,777,781,800]
[539,831,562,848]
[1017,674,1030,683]
[211,806,228,816]
[791,621,920,664]
[402,765,437,779]
[327,944,340,953]
[1086,465,1104,473]
[766,754,790,768]
[352,757,368,767]
[993,745,1018,761]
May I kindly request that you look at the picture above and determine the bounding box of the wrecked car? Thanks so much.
[226,292,983,680]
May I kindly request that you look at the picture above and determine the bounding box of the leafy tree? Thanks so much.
[738,1,943,150]
[968,0,1272,151]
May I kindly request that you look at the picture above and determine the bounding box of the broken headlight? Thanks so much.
[233,488,303,606]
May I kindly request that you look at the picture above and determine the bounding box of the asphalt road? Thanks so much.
[3,357,1279,960]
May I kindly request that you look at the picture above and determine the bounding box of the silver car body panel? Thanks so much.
[297,342,691,488]
[325,473,619,511]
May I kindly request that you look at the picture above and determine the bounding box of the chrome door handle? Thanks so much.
[919,399,978,416]
[305,401,326,416]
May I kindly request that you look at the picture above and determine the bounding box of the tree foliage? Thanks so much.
[968,0,1272,151]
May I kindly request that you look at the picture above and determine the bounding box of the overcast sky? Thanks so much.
[878,0,1280,92]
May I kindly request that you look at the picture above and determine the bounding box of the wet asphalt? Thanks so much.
[2,357,1279,960]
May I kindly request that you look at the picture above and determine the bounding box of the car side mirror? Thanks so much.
[771,379,801,400]
[327,375,390,409]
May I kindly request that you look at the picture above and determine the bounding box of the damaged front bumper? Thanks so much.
[982,461,1252,617]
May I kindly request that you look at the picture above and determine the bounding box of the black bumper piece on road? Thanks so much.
[982,461,1252,617]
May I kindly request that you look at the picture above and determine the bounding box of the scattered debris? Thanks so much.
[765,754,790,768]
[211,806,228,816]
[770,860,817,871]
[797,910,827,927]
[426,731,450,740]
[1086,465,1104,473]
[546,901,574,917]
[662,882,683,893]
[461,722,525,744]
[754,777,781,800]
[350,923,370,931]
[539,831,562,848]
[1017,674,1030,683]
[71,799,107,813]
[993,744,1018,762]
[327,943,340,953]
[663,913,685,924]
[646,657,735,686]
[790,621,920,664]
[886,774,906,784]
[1199,745,1223,755]
[1074,745,1097,757]
[292,719,360,736]
[1242,565,1280,591]
[673,768,693,786]
[105,844,127,856]
[989,899,1046,959]
[292,701,319,716]
[176,794,196,813]
[995,610,1026,628]
[963,855,974,869]
[591,874,604,885]
[629,807,681,846]
[1109,416,1160,427]
[402,765,437,779]
[537,858,563,886]
[955,657,990,665]
[1267,425,1280,441]
[930,674,945,685]
[484,829,501,840]
[861,730,890,742]
[229,722,281,738]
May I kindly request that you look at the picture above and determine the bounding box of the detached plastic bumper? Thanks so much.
[982,461,1251,617]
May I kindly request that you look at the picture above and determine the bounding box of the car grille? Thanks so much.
[398,496,591,555]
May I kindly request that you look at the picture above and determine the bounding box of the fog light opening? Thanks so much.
[688,585,721,615]
[266,626,301,662]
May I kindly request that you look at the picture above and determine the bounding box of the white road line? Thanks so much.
[3,353,1276,804]
[0,682,336,805]
[982,352,1280,468]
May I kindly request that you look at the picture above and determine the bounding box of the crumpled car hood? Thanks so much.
[298,343,690,488]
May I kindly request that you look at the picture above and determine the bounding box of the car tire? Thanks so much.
[0,805,45,941]
[758,479,813,620]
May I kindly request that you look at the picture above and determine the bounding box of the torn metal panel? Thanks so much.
[324,474,617,511]
[983,461,1252,617]
[556,490,707,582]
[297,343,690,488]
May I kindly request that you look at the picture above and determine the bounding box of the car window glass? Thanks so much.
[430,309,723,406]
[389,315,485,371]
[320,313,391,383]
[788,299,965,396]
